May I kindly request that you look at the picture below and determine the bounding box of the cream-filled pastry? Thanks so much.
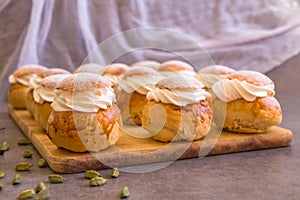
[142,75,212,142]
[27,68,70,116]
[158,60,196,77]
[8,64,48,109]
[117,67,163,125]
[102,63,130,88]
[212,70,282,133]
[196,65,236,89]
[47,73,121,152]
[33,74,71,131]
[131,60,161,70]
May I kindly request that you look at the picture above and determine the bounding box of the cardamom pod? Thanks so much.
[35,188,51,200]
[35,182,46,193]
[17,189,35,199]
[18,138,31,145]
[1,141,9,151]
[111,167,119,178]
[48,174,64,184]
[23,150,33,158]
[84,170,101,179]
[15,162,33,171]
[0,171,5,179]
[37,158,47,168]
[12,174,22,185]
[121,186,130,198]
[89,177,107,187]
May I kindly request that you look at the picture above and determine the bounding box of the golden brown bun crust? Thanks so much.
[56,73,112,91]
[7,83,30,109]
[41,74,71,89]
[159,60,194,72]
[26,90,35,116]
[35,102,53,131]
[156,75,204,90]
[214,96,282,133]
[13,65,48,77]
[142,100,212,142]
[226,70,273,86]
[47,104,121,152]
[128,91,148,125]
[198,65,236,75]
[103,63,130,76]
[38,68,70,78]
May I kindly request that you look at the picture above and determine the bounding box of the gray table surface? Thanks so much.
[0,55,299,200]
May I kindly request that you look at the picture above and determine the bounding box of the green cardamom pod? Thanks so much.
[121,186,130,198]
[12,174,22,185]
[35,188,51,200]
[17,189,35,199]
[37,158,47,168]
[23,150,33,158]
[89,177,107,187]
[48,174,64,184]
[111,167,120,178]
[84,170,101,179]
[35,182,46,193]
[18,138,31,145]
[15,162,33,171]
[1,141,9,151]
[0,171,5,179]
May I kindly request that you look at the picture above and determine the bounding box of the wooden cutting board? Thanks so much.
[8,104,293,173]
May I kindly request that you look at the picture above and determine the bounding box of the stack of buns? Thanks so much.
[7,61,282,152]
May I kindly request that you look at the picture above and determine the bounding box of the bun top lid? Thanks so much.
[103,63,130,76]
[73,63,105,74]
[13,64,48,77]
[158,60,194,72]
[226,70,274,86]
[123,66,160,78]
[38,68,70,78]
[155,74,204,90]
[56,73,112,91]
[198,65,236,75]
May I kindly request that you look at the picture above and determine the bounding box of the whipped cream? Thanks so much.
[197,74,224,89]
[51,87,116,112]
[8,74,37,86]
[159,70,196,77]
[29,76,43,89]
[33,86,54,104]
[212,79,275,102]
[103,74,120,85]
[118,75,163,95]
[147,87,210,106]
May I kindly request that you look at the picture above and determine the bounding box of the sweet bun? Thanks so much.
[26,68,70,116]
[158,60,195,77]
[33,74,71,131]
[212,70,282,133]
[8,64,47,109]
[47,73,121,152]
[116,67,162,125]
[102,63,130,87]
[142,75,212,142]
[195,65,236,89]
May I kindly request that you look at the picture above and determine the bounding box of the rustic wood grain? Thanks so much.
[8,104,293,173]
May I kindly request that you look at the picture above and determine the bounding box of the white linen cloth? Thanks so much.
[1,0,300,107]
